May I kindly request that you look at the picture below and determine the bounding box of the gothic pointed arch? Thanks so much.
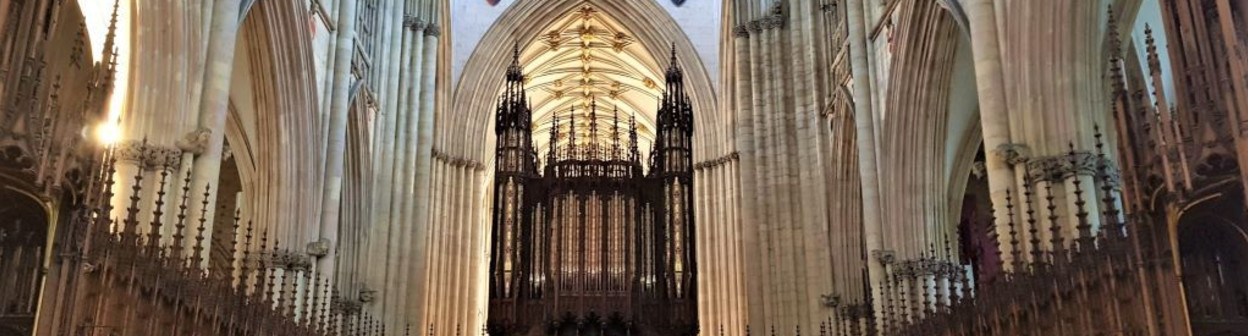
[448,0,720,165]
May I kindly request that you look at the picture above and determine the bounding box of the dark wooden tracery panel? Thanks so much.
[487,50,697,336]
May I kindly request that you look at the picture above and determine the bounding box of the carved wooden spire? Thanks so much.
[191,183,211,268]
[1068,143,1093,252]
[172,169,193,256]
[122,141,146,245]
[1094,126,1125,239]
[148,164,170,253]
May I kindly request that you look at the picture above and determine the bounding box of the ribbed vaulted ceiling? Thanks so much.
[515,5,664,160]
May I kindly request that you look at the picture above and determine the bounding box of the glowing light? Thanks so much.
[79,0,131,141]
[95,122,122,145]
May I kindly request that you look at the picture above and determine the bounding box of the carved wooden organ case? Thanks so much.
[487,49,697,336]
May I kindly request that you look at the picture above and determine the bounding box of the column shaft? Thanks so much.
[187,0,242,265]
[845,0,888,328]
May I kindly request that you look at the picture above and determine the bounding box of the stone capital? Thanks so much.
[424,24,441,37]
[404,16,426,31]
[871,249,896,265]
[733,25,750,38]
[747,20,765,33]
[1024,151,1100,183]
[307,238,331,258]
[273,250,313,271]
[115,140,183,169]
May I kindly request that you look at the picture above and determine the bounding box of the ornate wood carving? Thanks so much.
[486,47,697,336]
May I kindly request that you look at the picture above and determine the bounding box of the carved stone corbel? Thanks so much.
[307,238,331,258]
[820,293,841,308]
[177,127,211,155]
[273,250,313,271]
[992,143,1029,166]
[359,288,377,303]
[872,249,896,265]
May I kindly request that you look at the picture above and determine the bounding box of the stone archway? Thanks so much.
[443,1,721,333]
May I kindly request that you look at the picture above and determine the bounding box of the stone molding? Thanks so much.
[115,140,183,169]
[307,238,331,258]
[892,257,961,279]
[424,24,441,37]
[694,151,739,170]
[404,16,426,31]
[1025,151,1101,183]
[733,24,750,38]
[747,20,765,33]
[272,250,313,271]
[871,249,896,265]
[433,148,486,171]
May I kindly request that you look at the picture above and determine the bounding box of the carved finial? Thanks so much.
[267,238,279,304]
[589,98,600,154]
[225,207,241,280]
[1107,4,1122,57]
[122,140,147,245]
[307,273,320,327]
[628,112,639,161]
[1068,143,1094,251]
[254,228,269,299]
[239,220,254,293]
[568,106,579,157]
[322,277,333,332]
[670,42,678,68]
[612,105,621,160]
[883,273,895,330]
[1023,170,1042,270]
[1006,189,1022,273]
[1045,167,1065,263]
[1094,125,1125,239]
[549,114,560,163]
[172,169,193,256]
[191,183,211,269]
[512,42,521,66]
[1144,24,1161,74]
[101,0,121,64]
[147,165,170,253]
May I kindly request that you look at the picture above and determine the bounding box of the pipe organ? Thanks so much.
[487,49,697,336]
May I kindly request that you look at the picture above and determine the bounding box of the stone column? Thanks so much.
[409,22,439,329]
[747,19,777,328]
[316,0,359,286]
[365,1,403,325]
[963,0,1019,270]
[392,17,424,328]
[733,23,767,332]
[845,0,888,328]
[997,0,1108,247]
[792,0,834,326]
[187,0,242,266]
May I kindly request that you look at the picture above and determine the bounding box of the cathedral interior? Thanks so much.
[1,0,1247,335]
